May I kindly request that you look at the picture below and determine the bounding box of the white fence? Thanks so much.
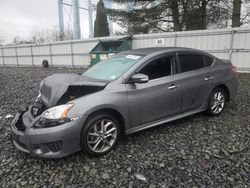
[0,27,250,72]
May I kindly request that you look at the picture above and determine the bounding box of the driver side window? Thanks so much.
[139,55,174,80]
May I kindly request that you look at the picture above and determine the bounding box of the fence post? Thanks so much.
[229,29,235,61]
[1,46,5,66]
[49,43,53,67]
[174,33,178,47]
[70,41,75,67]
[15,46,19,66]
[30,45,34,67]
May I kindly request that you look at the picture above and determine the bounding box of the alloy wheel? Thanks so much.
[87,119,118,153]
[211,91,225,114]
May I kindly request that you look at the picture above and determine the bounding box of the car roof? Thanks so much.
[118,47,209,57]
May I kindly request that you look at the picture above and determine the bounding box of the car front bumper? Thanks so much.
[10,106,85,158]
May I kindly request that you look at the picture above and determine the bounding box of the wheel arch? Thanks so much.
[213,84,230,101]
[84,108,126,136]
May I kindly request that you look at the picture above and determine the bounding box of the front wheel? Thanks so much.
[81,113,120,156]
[206,88,226,116]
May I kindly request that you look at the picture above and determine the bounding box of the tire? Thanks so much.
[206,88,226,116]
[81,113,121,157]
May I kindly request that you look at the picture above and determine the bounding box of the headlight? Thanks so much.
[33,103,74,128]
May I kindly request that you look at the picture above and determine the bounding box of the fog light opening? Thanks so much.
[33,147,44,155]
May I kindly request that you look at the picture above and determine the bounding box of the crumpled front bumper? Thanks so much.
[10,106,85,158]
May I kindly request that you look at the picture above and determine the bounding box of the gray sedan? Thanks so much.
[11,47,238,158]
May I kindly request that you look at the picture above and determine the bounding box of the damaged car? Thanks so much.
[11,47,238,158]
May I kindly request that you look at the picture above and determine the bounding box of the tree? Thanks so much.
[232,0,242,27]
[12,36,32,45]
[241,0,250,25]
[108,1,172,34]
[109,0,213,33]
[10,27,74,45]
[207,0,232,28]
[109,0,245,34]
[31,27,74,44]
[94,0,110,37]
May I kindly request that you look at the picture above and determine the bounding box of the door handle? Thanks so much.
[204,76,214,81]
[168,85,177,90]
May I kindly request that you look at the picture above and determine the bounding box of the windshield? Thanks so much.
[83,55,142,81]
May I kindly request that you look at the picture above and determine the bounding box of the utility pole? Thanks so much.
[72,0,81,39]
[57,0,64,40]
[88,0,93,38]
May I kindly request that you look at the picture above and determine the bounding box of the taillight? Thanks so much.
[230,64,238,76]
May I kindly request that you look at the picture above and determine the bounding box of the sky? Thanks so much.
[0,0,95,44]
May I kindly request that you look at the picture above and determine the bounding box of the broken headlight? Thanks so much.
[33,103,74,128]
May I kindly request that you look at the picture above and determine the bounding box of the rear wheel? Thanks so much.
[81,113,120,156]
[206,88,226,116]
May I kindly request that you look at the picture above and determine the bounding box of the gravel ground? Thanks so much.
[0,67,249,188]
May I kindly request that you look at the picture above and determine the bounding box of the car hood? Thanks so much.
[39,73,108,107]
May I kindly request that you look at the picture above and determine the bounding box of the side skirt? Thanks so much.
[125,108,205,135]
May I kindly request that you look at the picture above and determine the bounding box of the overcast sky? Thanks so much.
[0,0,94,44]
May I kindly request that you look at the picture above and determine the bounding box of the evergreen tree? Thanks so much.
[94,0,110,37]
[108,0,248,34]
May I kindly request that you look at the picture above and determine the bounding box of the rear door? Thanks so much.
[176,52,214,112]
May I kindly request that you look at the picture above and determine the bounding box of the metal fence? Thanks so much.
[0,27,250,72]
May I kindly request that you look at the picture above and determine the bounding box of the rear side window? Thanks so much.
[139,55,173,80]
[204,55,214,66]
[178,54,205,73]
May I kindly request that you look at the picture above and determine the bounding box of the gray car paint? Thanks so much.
[11,106,86,158]
[40,73,108,107]
[11,47,238,158]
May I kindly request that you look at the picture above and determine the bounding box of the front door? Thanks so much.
[126,54,181,128]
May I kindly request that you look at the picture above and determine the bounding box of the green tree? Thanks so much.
[108,0,240,34]
[94,0,110,37]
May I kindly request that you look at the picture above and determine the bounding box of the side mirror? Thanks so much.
[130,73,149,84]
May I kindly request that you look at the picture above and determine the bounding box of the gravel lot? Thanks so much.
[0,67,249,188]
